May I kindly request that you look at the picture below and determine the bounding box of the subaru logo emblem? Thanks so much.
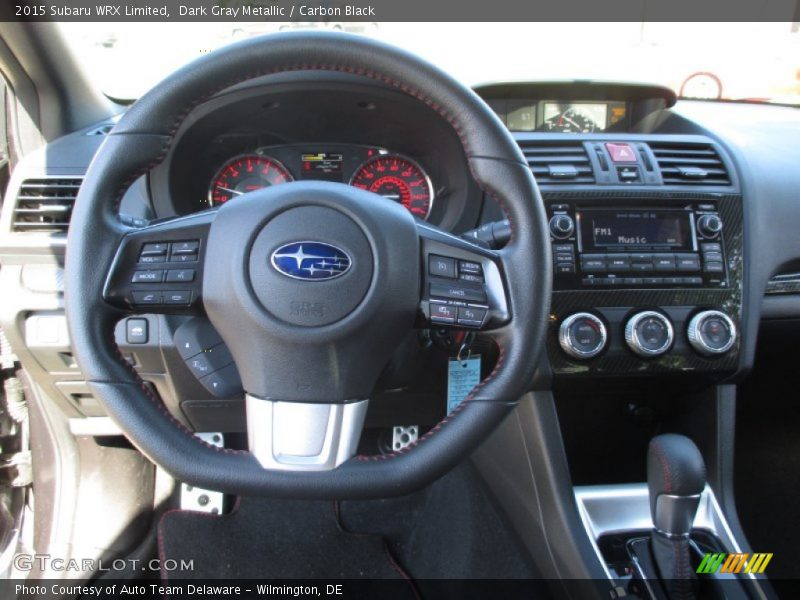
[270,242,352,281]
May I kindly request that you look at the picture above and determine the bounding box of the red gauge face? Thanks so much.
[208,155,293,205]
[349,155,433,219]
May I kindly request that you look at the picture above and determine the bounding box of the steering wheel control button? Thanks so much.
[428,255,457,279]
[186,344,233,378]
[687,310,737,356]
[140,242,168,256]
[429,282,488,304]
[171,240,200,255]
[625,311,674,357]
[457,306,487,328]
[164,291,192,305]
[200,363,243,398]
[430,302,457,324]
[125,319,149,344]
[558,312,608,359]
[131,291,162,305]
[165,269,196,283]
[131,270,164,283]
[174,318,224,360]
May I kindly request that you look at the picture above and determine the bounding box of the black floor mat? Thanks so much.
[158,498,413,584]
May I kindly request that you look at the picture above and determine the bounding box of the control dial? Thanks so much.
[559,312,608,359]
[624,311,674,357]
[687,310,736,356]
[697,214,723,238]
[549,214,575,239]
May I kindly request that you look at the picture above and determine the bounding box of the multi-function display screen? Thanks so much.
[578,209,694,252]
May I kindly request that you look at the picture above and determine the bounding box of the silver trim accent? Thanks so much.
[558,312,607,359]
[68,417,123,437]
[654,493,701,537]
[624,310,674,357]
[574,484,757,583]
[246,395,368,471]
[349,153,435,220]
[687,310,737,356]
[180,433,225,514]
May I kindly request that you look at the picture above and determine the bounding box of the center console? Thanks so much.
[544,191,744,377]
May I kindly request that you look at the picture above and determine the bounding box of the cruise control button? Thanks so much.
[429,282,487,303]
[457,306,487,327]
[430,303,457,324]
[459,261,483,276]
[459,273,484,283]
[131,270,163,283]
[132,291,162,305]
[164,290,192,305]
[166,269,196,283]
[428,255,457,279]
[171,240,200,255]
[186,343,233,377]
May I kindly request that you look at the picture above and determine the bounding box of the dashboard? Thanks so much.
[3,73,800,433]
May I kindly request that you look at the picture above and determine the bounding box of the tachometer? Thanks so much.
[208,154,293,206]
[349,155,434,219]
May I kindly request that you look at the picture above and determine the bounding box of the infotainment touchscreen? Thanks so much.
[577,209,695,252]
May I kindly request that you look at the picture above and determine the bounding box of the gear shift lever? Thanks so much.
[646,434,706,599]
[648,433,706,535]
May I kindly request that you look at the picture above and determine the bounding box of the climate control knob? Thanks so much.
[687,310,736,356]
[697,214,723,238]
[559,312,608,359]
[549,214,575,239]
[624,311,674,357]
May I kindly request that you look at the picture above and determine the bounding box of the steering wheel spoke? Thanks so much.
[102,210,216,314]
[416,221,510,331]
[246,396,369,471]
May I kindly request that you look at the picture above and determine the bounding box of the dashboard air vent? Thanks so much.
[518,141,595,184]
[12,178,82,233]
[649,143,730,185]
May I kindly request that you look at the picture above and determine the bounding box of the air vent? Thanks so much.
[518,141,595,184]
[12,178,82,233]
[650,143,730,186]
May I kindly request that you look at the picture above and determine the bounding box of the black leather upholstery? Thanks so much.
[64,32,551,498]
[648,434,707,513]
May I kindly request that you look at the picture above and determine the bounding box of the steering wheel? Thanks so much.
[65,32,551,499]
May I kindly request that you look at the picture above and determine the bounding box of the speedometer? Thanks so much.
[349,155,434,219]
[208,154,293,206]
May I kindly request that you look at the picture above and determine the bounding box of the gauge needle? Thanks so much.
[381,193,401,200]
[564,116,581,128]
[217,186,244,196]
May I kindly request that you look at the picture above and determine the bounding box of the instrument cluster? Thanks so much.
[206,143,435,220]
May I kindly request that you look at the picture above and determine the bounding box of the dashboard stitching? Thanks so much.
[106,62,517,461]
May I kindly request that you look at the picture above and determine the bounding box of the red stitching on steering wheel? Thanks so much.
[103,54,518,460]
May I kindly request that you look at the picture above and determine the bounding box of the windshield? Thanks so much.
[59,22,800,105]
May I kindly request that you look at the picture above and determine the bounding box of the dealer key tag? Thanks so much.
[447,355,481,414]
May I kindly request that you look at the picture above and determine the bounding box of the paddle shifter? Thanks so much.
[647,434,706,598]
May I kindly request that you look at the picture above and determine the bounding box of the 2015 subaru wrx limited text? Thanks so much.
[0,15,798,600]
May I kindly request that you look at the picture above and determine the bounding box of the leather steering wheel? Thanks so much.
[64,32,551,499]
